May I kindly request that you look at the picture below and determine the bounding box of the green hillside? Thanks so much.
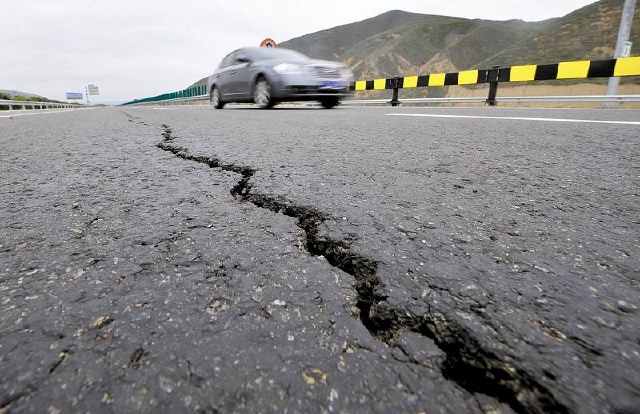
[280,0,640,79]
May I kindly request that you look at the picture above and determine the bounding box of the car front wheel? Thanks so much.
[210,87,224,109]
[254,78,274,109]
[320,97,340,109]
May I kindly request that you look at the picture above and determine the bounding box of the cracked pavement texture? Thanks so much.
[1,106,639,413]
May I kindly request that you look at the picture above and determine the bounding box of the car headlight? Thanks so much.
[273,63,305,74]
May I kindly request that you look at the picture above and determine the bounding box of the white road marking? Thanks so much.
[134,106,215,110]
[380,105,640,111]
[386,113,640,126]
[0,108,94,118]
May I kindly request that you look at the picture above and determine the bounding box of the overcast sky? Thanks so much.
[2,0,596,103]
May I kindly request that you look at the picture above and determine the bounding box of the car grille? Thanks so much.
[311,66,341,78]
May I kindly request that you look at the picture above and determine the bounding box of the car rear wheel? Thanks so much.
[254,78,274,109]
[320,97,340,109]
[210,87,224,109]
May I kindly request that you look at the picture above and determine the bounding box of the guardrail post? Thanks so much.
[486,65,500,106]
[389,78,401,107]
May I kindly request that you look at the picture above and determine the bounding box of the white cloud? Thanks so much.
[1,0,597,103]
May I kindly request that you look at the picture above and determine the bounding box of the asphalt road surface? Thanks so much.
[1,105,639,414]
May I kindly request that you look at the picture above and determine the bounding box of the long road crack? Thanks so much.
[155,123,569,414]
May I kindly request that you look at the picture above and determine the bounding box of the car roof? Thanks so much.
[233,47,309,60]
[238,47,284,54]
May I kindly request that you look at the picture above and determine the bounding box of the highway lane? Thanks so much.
[0,108,95,118]
[1,106,639,413]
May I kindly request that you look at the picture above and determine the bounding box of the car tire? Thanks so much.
[210,86,224,109]
[320,97,340,109]
[254,77,274,109]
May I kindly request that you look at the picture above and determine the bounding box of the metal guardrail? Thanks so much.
[0,99,79,110]
[123,84,208,106]
[132,95,208,106]
[343,95,640,105]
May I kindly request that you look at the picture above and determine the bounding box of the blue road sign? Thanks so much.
[66,92,83,100]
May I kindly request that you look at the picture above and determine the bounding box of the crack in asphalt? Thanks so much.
[0,349,72,411]
[128,347,147,369]
[155,123,569,414]
[0,388,32,412]
[48,350,71,374]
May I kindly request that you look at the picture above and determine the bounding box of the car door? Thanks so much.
[215,52,236,98]
[229,52,253,100]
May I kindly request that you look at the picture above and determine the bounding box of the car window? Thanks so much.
[219,52,236,68]
[235,52,249,63]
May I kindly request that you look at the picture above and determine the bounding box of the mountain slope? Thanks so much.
[0,90,44,99]
[480,0,640,67]
[280,10,430,62]
[280,0,640,79]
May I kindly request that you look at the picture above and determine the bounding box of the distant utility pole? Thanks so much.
[607,0,636,96]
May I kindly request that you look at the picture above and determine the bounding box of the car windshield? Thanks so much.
[248,48,309,62]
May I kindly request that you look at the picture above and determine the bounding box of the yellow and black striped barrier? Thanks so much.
[350,56,640,105]
[352,57,640,90]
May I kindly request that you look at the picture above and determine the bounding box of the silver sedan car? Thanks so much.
[208,47,353,109]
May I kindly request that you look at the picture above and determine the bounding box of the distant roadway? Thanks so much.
[1,105,639,413]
